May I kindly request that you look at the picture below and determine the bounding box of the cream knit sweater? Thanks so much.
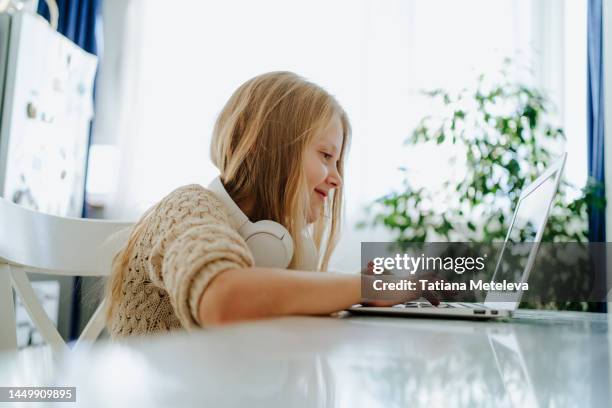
[108,184,255,338]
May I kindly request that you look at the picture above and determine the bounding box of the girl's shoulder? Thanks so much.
[155,183,231,225]
[134,184,235,259]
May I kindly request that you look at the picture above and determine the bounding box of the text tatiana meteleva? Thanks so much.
[372,279,529,291]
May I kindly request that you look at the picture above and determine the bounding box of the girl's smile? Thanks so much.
[314,188,327,201]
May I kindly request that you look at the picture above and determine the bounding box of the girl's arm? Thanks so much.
[197,268,440,326]
[198,268,361,326]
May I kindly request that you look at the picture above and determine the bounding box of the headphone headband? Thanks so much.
[207,176,249,230]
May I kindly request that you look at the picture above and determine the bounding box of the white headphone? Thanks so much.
[207,176,317,270]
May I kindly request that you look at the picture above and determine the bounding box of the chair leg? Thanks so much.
[73,298,107,351]
[9,267,68,354]
[0,264,17,351]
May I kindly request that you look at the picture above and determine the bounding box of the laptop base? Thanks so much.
[348,304,512,320]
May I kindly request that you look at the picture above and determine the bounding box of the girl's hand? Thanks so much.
[360,259,451,307]
[360,273,441,307]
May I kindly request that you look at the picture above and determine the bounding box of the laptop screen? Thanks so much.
[507,171,558,243]
[492,170,559,287]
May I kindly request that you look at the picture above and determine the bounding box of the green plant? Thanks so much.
[359,59,605,311]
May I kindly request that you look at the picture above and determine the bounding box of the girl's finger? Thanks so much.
[423,290,440,306]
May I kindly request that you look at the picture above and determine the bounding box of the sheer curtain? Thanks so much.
[93,0,586,272]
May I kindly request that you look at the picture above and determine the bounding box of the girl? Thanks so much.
[104,71,428,338]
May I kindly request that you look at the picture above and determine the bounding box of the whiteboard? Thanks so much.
[0,11,97,217]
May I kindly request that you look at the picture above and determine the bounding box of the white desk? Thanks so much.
[0,310,610,407]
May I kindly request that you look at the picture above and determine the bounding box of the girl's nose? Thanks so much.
[328,170,342,189]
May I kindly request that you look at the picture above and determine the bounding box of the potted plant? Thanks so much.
[359,59,605,311]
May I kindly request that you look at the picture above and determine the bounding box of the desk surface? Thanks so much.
[1,310,610,407]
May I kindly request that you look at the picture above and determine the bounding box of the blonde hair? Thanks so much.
[104,71,351,321]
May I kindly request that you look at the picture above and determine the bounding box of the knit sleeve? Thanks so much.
[145,184,255,329]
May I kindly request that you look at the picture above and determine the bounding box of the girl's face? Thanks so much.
[303,114,344,223]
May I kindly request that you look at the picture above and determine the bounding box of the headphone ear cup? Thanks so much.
[240,220,294,268]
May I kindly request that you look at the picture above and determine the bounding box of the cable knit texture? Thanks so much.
[108,184,255,339]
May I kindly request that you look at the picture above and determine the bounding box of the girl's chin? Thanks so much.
[306,203,323,223]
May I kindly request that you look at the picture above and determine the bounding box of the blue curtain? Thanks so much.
[587,0,607,313]
[587,0,606,243]
[37,0,102,340]
[37,0,100,55]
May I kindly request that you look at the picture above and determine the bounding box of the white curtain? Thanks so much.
[93,0,586,272]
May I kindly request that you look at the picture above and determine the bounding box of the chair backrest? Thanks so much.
[0,196,134,354]
[0,196,133,276]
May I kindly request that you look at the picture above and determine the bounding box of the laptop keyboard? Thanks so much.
[400,302,485,309]
[401,302,451,308]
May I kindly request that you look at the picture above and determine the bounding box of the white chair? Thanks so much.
[0,197,133,354]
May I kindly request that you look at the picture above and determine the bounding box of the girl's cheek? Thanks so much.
[319,164,329,182]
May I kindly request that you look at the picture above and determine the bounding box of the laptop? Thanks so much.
[349,153,567,319]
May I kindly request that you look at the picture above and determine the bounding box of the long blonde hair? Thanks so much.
[105,71,351,321]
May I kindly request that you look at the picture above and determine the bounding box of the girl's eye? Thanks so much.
[321,152,333,160]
